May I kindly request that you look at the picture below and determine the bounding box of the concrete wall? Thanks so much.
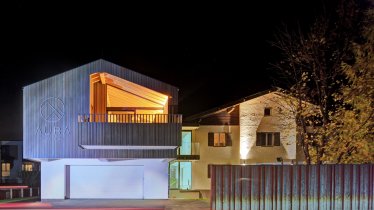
[41,158,168,200]
[239,92,296,163]
[191,126,240,190]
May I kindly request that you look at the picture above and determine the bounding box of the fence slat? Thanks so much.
[211,164,374,210]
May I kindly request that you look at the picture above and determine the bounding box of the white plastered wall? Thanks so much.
[41,158,168,200]
[191,125,240,190]
[239,92,297,164]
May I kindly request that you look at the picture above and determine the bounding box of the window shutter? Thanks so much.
[225,133,232,146]
[267,133,273,146]
[260,133,267,146]
[274,133,281,146]
[208,133,214,146]
[256,133,261,146]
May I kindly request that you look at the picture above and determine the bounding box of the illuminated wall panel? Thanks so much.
[69,165,144,199]
[41,159,168,200]
[239,92,296,163]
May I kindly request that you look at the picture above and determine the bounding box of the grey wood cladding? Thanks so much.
[23,59,180,159]
[79,123,181,146]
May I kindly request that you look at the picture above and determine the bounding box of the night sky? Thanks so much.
[0,1,341,140]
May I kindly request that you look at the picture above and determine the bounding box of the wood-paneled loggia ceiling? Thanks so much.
[90,72,169,115]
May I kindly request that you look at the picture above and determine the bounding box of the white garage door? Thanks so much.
[69,165,144,199]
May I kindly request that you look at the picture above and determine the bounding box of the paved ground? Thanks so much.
[0,199,210,210]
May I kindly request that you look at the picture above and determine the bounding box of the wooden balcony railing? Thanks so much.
[78,114,182,124]
[78,113,182,150]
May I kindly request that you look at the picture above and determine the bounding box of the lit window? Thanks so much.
[2,163,10,177]
[22,163,33,172]
[256,132,280,147]
[179,131,192,155]
[208,132,231,147]
[264,107,271,116]
[168,161,192,190]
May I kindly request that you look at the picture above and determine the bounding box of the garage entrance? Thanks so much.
[67,165,144,199]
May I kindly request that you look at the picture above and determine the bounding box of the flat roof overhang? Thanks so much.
[80,145,178,150]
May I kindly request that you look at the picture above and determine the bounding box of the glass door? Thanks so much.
[180,131,192,155]
[169,161,192,190]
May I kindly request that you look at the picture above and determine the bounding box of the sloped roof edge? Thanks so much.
[184,87,282,122]
[23,59,179,90]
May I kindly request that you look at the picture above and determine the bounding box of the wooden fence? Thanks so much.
[211,164,373,210]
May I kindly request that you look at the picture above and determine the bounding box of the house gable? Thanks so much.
[23,59,180,159]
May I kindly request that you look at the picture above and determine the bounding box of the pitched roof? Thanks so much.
[184,87,280,122]
[23,59,178,90]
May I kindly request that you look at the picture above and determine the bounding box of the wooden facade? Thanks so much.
[211,164,374,210]
[23,59,181,159]
[78,115,182,147]
[185,106,239,125]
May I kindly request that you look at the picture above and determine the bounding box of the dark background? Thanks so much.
[0,1,343,139]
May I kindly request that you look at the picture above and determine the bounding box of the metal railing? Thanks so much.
[78,114,182,124]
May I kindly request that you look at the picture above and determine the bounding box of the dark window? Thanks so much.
[208,132,232,147]
[264,107,271,116]
[207,164,212,178]
[1,145,18,160]
[274,133,280,146]
[256,132,280,147]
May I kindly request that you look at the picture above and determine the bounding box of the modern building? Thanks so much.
[23,59,182,200]
[168,88,306,197]
[0,140,39,185]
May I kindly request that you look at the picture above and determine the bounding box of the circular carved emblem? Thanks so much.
[40,97,65,122]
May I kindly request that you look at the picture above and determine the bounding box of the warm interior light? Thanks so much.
[107,85,165,108]
[90,72,170,122]
[101,73,168,108]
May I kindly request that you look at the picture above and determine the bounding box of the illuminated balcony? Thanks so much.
[78,114,182,150]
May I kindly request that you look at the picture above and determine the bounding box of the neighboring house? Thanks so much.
[0,141,40,185]
[23,59,181,200]
[169,88,306,197]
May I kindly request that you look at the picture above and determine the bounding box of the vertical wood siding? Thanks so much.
[78,121,182,147]
[211,164,374,210]
[23,59,179,159]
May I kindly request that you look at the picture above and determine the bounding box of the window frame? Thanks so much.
[168,161,192,190]
[208,132,232,147]
[1,162,11,177]
[22,162,33,172]
[256,132,280,147]
[264,107,272,116]
[179,130,192,155]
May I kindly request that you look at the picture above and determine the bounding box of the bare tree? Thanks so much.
[271,0,365,164]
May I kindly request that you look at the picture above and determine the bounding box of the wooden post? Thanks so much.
[9,189,12,199]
